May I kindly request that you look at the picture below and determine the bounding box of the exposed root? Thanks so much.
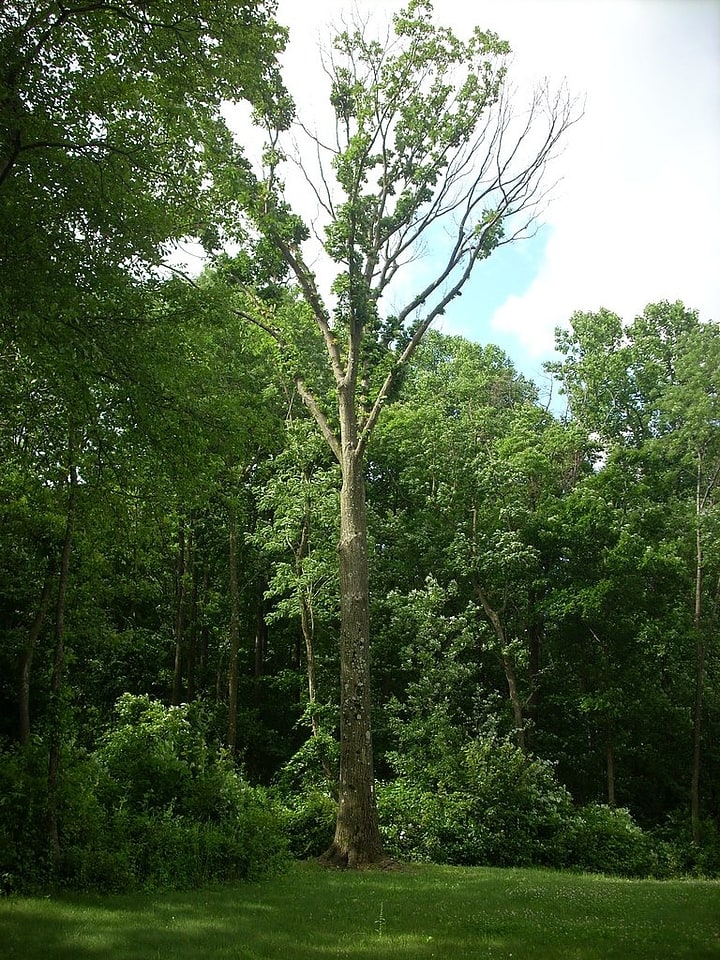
[318,843,399,871]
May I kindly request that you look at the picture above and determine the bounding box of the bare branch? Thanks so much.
[270,233,346,385]
[295,378,342,463]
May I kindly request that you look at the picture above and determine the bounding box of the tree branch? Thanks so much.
[295,377,342,463]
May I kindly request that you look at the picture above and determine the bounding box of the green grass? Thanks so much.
[1,861,719,959]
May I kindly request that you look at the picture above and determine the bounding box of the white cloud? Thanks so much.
[481,0,720,350]
[269,0,720,361]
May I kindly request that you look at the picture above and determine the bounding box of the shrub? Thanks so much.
[456,739,573,867]
[279,788,337,859]
[651,813,720,879]
[378,779,436,862]
[557,804,655,877]
[88,695,288,889]
[0,696,289,893]
[0,740,53,893]
[378,780,487,865]
[95,694,214,815]
[378,736,573,868]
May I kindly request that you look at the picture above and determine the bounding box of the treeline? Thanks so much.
[1,293,718,889]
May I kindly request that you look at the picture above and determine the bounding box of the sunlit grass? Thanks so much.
[1,861,719,959]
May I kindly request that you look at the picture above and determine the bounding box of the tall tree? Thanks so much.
[1,0,290,461]
[234,1,580,864]
[658,319,720,841]
[0,0,290,765]
[549,301,720,832]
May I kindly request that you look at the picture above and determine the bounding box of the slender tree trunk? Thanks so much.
[171,519,187,705]
[227,503,241,755]
[18,561,54,745]
[187,548,198,701]
[47,451,77,870]
[199,566,210,689]
[253,584,267,705]
[300,594,321,733]
[299,585,334,784]
[474,584,526,751]
[296,509,322,737]
[527,610,542,747]
[322,446,384,867]
[502,651,526,752]
[691,456,704,843]
[606,722,616,808]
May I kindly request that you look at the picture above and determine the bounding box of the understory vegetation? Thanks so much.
[1,696,718,893]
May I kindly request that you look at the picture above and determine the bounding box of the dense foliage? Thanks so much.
[0,696,288,892]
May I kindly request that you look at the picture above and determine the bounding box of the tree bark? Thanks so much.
[47,449,77,870]
[526,607,542,747]
[300,594,321,729]
[253,586,267,706]
[606,723,616,808]
[502,650,526,752]
[295,509,322,736]
[227,503,241,755]
[171,518,187,706]
[186,546,198,701]
[18,561,54,745]
[691,454,704,843]
[199,566,210,692]
[321,447,384,867]
[474,583,526,751]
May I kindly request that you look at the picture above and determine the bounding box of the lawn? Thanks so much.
[1,861,718,959]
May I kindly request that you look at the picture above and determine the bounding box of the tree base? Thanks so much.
[319,841,394,870]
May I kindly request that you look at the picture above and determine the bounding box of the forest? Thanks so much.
[1,0,718,892]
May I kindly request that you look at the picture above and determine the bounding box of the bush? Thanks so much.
[0,740,54,893]
[88,695,288,890]
[651,813,720,879]
[0,696,289,893]
[378,780,486,865]
[279,788,337,859]
[378,737,573,868]
[557,804,655,877]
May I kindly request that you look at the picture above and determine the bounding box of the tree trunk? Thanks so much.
[186,547,198,701]
[47,452,77,870]
[171,519,187,705]
[321,448,384,867]
[18,561,54,745]
[300,595,319,729]
[606,723,616,808]
[296,509,323,738]
[227,504,241,755]
[691,457,704,843]
[501,650,526,752]
[526,610,542,747]
[253,584,267,705]
[474,584,526,751]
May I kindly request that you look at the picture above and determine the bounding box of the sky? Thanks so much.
[241,0,720,392]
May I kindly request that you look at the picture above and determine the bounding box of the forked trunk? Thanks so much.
[321,451,384,867]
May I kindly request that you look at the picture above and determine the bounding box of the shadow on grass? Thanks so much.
[2,862,719,960]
